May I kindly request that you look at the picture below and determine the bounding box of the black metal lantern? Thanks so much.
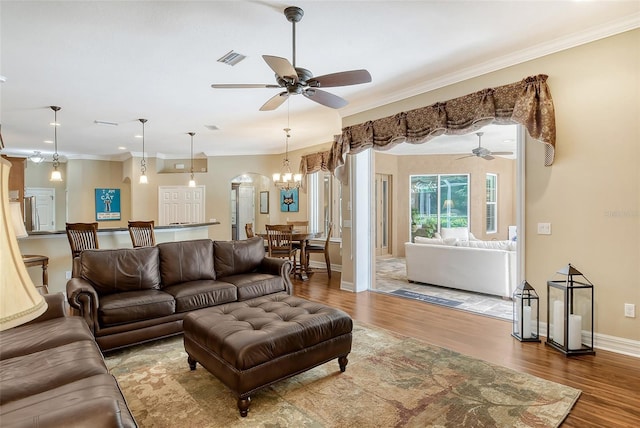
[546,264,595,356]
[512,281,540,342]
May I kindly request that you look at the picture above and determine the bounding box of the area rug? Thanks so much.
[105,323,579,427]
[376,257,514,320]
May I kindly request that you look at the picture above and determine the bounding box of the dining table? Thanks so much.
[258,230,321,281]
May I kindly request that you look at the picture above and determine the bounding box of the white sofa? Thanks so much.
[404,237,517,298]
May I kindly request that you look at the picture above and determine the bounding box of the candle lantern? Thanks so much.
[546,264,595,356]
[512,281,540,342]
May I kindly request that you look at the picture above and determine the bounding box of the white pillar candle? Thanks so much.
[569,314,583,350]
[522,306,532,339]
[553,300,564,346]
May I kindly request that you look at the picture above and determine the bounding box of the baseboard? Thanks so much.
[540,323,640,358]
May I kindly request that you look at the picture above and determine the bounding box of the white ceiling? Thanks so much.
[1,1,638,161]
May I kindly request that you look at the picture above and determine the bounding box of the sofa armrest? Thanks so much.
[22,292,67,326]
[260,257,293,295]
[66,277,100,333]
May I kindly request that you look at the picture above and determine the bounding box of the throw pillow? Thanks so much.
[440,227,469,241]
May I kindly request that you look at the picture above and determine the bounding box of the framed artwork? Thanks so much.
[280,188,299,212]
[260,191,269,214]
[95,188,121,221]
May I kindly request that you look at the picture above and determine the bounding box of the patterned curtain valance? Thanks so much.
[328,74,556,174]
[299,150,331,177]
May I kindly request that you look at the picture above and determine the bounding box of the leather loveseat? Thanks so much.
[66,237,292,352]
[0,293,137,427]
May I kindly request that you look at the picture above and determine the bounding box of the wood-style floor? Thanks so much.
[292,273,640,428]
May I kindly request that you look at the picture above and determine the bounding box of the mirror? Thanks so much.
[230,173,272,240]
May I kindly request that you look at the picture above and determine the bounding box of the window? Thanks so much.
[410,174,469,241]
[309,171,341,238]
[486,173,497,234]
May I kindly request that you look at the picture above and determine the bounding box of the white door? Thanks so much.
[158,186,205,226]
[25,187,56,231]
[237,185,255,240]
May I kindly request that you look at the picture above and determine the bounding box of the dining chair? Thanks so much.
[128,220,156,247]
[305,223,333,278]
[286,220,309,253]
[245,223,255,238]
[265,224,297,273]
[65,222,99,259]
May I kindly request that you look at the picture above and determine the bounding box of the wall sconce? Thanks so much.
[512,280,540,342]
[546,263,595,356]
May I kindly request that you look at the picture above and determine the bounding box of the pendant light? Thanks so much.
[138,118,148,184]
[188,132,196,187]
[49,106,62,182]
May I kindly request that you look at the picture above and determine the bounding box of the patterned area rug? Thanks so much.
[375,258,514,320]
[105,323,580,427]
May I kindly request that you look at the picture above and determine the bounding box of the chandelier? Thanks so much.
[272,127,301,190]
[272,100,301,190]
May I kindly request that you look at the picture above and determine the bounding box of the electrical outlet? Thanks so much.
[624,303,636,318]
[537,223,551,235]
[65,271,72,280]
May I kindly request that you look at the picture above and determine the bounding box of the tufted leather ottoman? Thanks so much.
[183,293,353,417]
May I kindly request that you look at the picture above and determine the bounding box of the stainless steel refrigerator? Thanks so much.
[23,196,40,232]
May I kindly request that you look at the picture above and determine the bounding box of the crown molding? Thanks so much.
[341,13,640,118]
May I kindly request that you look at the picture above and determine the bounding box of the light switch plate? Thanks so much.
[537,223,551,235]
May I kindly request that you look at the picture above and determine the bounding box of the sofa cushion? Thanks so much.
[0,374,136,428]
[221,272,285,301]
[414,236,444,245]
[214,237,264,278]
[0,317,94,361]
[0,340,107,404]
[162,280,238,313]
[98,290,175,327]
[80,247,161,295]
[157,239,215,286]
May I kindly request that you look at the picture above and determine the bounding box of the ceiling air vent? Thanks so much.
[217,50,246,66]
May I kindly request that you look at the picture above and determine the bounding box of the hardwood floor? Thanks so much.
[293,273,640,428]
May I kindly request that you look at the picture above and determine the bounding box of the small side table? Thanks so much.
[22,254,49,294]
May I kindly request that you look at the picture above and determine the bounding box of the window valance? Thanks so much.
[328,74,556,175]
[299,150,331,177]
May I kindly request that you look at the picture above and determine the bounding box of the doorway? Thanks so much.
[230,183,255,240]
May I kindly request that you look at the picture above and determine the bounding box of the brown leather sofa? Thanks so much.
[0,293,137,427]
[67,237,292,352]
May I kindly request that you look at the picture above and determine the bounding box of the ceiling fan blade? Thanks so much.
[481,155,495,160]
[211,83,281,89]
[456,154,475,160]
[259,91,289,111]
[490,151,514,156]
[262,55,297,82]
[303,88,348,109]
[308,69,372,88]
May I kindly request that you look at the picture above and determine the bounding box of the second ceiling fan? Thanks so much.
[457,132,514,160]
[211,6,372,111]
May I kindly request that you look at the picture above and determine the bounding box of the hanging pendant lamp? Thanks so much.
[49,106,62,182]
[138,119,148,184]
[272,100,301,190]
[188,132,196,187]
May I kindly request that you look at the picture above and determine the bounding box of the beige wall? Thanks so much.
[346,29,639,341]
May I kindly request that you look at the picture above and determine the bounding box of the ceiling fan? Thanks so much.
[457,132,514,160]
[211,6,372,111]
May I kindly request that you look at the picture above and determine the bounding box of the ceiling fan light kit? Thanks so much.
[211,6,371,111]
